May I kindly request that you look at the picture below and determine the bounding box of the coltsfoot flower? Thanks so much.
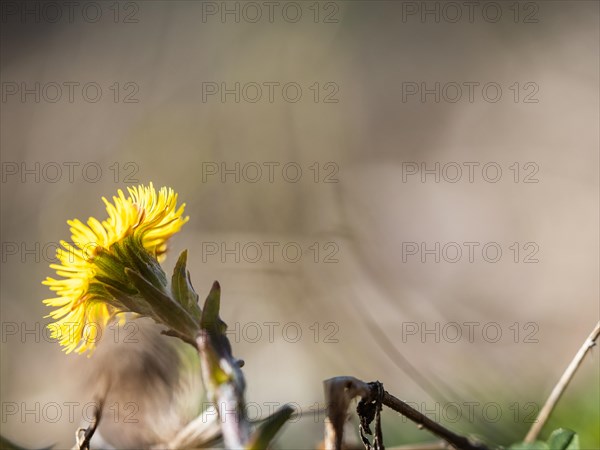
[43,183,189,355]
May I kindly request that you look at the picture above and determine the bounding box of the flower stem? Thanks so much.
[196,329,250,448]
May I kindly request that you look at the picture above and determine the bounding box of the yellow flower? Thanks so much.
[43,183,188,355]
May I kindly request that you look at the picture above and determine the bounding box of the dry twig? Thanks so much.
[72,400,103,450]
[524,321,600,443]
[323,377,490,450]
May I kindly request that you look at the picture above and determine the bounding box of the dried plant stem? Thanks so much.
[378,388,490,450]
[323,377,490,450]
[72,400,103,450]
[524,321,600,443]
[196,330,250,448]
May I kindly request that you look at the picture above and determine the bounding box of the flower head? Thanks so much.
[43,183,188,355]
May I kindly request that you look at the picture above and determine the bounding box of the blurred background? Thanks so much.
[1,1,598,449]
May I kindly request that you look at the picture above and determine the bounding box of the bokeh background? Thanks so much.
[1,1,598,449]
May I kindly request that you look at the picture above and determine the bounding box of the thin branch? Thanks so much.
[196,329,251,448]
[72,400,103,450]
[377,387,489,450]
[524,320,600,443]
[323,377,490,450]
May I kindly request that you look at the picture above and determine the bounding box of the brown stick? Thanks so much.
[323,377,490,450]
[378,388,489,450]
[72,400,103,450]
[524,321,600,443]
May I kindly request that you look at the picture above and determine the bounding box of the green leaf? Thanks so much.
[102,284,155,317]
[509,442,549,450]
[548,429,579,450]
[171,250,201,320]
[94,274,137,298]
[247,405,294,450]
[121,236,167,289]
[201,281,226,333]
[93,249,128,285]
[125,268,198,338]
